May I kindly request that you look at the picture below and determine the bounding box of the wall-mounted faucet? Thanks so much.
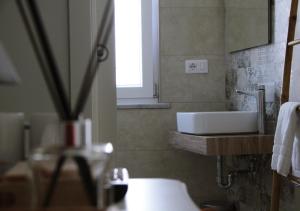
[236,85,266,134]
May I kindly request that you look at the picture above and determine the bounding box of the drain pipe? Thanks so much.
[216,156,257,189]
[216,156,233,189]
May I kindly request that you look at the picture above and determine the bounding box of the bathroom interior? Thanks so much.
[1,0,300,210]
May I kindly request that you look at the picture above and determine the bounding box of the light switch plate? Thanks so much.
[185,59,208,74]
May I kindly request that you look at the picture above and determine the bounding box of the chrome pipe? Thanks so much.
[257,85,266,134]
[216,156,233,189]
[236,85,266,134]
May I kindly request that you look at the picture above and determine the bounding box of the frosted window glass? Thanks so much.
[115,0,143,88]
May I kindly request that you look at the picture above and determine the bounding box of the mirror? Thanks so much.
[225,0,271,52]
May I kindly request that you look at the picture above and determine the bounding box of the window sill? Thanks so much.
[117,98,171,109]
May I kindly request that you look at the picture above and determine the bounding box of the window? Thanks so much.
[114,0,159,100]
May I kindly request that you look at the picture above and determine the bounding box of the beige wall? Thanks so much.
[0,0,69,114]
[68,0,117,143]
[94,0,117,144]
[115,0,227,205]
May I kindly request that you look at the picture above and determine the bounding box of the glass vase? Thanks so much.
[27,120,113,209]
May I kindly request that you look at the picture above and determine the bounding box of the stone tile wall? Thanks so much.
[225,0,300,210]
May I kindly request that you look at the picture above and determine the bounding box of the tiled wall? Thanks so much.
[115,0,227,205]
[226,0,300,210]
[160,0,225,103]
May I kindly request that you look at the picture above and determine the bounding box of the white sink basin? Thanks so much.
[176,111,258,135]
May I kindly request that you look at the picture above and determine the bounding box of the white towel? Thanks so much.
[271,102,300,176]
[292,127,300,177]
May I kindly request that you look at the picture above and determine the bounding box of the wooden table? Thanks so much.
[0,208,99,211]
[0,163,200,211]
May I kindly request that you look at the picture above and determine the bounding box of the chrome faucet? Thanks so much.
[236,85,266,134]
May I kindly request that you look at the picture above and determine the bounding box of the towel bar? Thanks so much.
[287,174,300,186]
[288,39,300,46]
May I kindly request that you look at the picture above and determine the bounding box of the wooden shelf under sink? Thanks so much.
[169,131,274,156]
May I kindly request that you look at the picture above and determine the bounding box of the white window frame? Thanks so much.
[115,0,159,100]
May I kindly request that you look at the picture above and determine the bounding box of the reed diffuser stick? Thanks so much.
[25,0,71,119]
[42,156,66,207]
[15,0,67,119]
[73,0,113,119]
